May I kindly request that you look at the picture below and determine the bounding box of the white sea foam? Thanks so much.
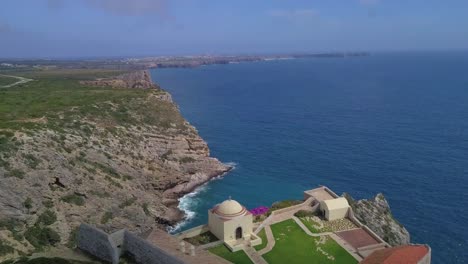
[168,161,238,233]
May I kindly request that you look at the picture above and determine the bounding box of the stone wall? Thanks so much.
[124,231,185,264]
[77,224,186,264]
[77,224,120,264]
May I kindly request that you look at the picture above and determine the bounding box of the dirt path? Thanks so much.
[0,74,33,88]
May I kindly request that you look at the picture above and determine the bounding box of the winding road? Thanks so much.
[0,74,33,88]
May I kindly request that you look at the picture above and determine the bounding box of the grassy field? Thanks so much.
[253,229,268,251]
[208,245,253,264]
[0,69,188,132]
[0,76,17,86]
[263,219,357,264]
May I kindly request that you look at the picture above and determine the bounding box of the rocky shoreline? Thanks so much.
[0,70,231,260]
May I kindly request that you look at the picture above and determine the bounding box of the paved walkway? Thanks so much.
[0,74,33,88]
[330,233,363,261]
[244,245,268,264]
[257,225,275,255]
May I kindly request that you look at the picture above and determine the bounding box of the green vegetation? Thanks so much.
[23,209,61,250]
[36,210,57,226]
[183,231,218,246]
[294,210,315,218]
[0,240,14,256]
[0,257,96,264]
[42,200,54,208]
[23,198,33,211]
[22,154,40,169]
[0,70,188,134]
[60,194,85,206]
[0,219,23,241]
[24,226,61,249]
[263,219,357,264]
[66,227,79,249]
[208,244,253,264]
[253,229,267,251]
[0,76,17,86]
[6,169,25,179]
[179,156,196,163]
[100,212,113,224]
[298,217,321,233]
[118,197,137,209]
[267,200,303,215]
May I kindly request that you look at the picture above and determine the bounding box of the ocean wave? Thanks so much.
[168,161,238,233]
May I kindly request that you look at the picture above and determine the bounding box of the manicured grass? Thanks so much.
[208,244,253,264]
[298,217,321,233]
[263,219,357,264]
[254,229,268,251]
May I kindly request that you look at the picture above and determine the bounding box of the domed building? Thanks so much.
[208,198,261,251]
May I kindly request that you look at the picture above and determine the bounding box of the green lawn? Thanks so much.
[254,229,268,251]
[298,217,321,233]
[208,244,253,264]
[263,219,357,264]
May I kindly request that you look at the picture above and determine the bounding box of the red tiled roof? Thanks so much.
[361,245,429,264]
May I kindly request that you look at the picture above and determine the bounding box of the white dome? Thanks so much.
[213,199,247,217]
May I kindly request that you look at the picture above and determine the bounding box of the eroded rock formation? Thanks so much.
[344,193,410,246]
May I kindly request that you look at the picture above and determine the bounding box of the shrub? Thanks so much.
[179,156,196,163]
[42,200,54,208]
[23,198,33,211]
[100,212,113,224]
[66,227,79,249]
[184,231,218,246]
[119,197,137,209]
[6,169,25,179]
[60,194,85,206]
[24,226,61,249]
[294,210,315,218]
[0,239,14,256]
[22,154,40,169]
[36,210,57,226]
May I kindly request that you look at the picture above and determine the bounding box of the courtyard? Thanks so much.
[262,219,357,264]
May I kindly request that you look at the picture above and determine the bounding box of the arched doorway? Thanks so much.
[235,227,242,239]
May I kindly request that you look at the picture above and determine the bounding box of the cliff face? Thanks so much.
[0,70,230,260]
[344,193,410,246]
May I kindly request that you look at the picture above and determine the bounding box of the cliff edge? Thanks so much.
[344,193,411,246]
[0,70,230,260]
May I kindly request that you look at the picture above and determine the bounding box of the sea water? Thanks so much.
[151,51,468,263]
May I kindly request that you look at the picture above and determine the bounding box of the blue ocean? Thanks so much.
[150,52,468,264]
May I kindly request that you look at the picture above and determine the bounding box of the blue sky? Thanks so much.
[0,0,467,58]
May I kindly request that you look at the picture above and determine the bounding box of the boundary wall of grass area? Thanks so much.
[347,209,389,246]
[77,224,185,264]
[173,224,209,240]
[199,240,224,250]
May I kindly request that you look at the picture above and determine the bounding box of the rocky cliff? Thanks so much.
[344,193,410,246]
[0,70,230,260]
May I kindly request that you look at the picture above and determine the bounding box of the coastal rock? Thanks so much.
[343,193,410,246]
[80,70,158,89]
[0,71,230,260]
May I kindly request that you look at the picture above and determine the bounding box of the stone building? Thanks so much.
[208,198,261,251]
[320,197,350,221]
